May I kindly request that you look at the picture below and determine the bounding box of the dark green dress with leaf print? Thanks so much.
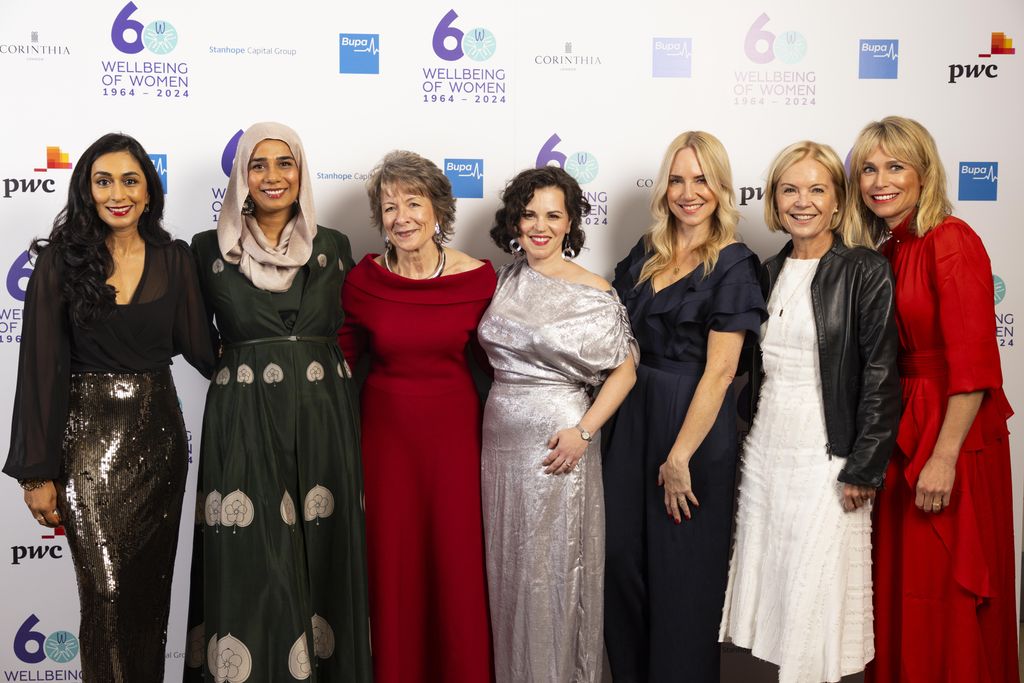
[183,227,371,683]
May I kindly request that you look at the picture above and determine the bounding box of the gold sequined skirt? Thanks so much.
[57,367,187,682]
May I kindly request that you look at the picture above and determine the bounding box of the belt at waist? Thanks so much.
[898,349,948,378]
[225,335,336,349]
[640,355,705,376]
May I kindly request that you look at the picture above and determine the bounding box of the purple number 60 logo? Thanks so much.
[6,251,32,303]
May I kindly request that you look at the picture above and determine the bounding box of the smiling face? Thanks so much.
[859,145,922,229]
[517,185,570,264]
[775,157,838,251]
[90,150,150,232]
[380,182,438,254]
[246,138,300,220]
[665,147,718,234]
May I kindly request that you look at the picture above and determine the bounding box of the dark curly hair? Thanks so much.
[31,133,171,327]
[490,166,590,255]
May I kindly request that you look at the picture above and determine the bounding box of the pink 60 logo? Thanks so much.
[744,13,806,65]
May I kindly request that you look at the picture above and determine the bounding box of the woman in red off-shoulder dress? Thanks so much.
[850,116,1017,683]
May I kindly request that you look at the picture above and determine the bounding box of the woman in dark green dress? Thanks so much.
[183,122,371,682]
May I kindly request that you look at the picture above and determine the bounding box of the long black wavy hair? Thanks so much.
[31,133,171,327]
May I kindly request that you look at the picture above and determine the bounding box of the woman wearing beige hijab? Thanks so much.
[183,122,371,682]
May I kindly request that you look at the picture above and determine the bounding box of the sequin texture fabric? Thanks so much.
[58,368,187,682]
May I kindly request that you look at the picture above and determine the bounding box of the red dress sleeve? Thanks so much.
[932,218,1003,395]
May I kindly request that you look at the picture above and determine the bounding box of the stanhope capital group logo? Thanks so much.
[958,162,998,201]
[652,38,692,78]
[444,158,484,198]
[339,33,380,74]
[859,39,898,79]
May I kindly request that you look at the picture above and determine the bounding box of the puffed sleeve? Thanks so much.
[3,247,71,481]
[172,240,215,379]
[839,255,900,487]
[933,219,1003,395]
[707,248,768,341]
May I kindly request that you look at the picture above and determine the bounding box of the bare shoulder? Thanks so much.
[442,248,486,275]
[564,262,612,292]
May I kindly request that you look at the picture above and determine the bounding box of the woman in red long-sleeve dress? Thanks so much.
[339,150,495,683]
[850,116,1017,683]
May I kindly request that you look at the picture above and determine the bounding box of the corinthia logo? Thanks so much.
[533,41,603,70]
[0,31,71,58]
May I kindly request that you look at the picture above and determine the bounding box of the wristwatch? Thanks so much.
[575,425,592,442]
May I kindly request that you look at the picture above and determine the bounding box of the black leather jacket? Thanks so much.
[750,239,899,488]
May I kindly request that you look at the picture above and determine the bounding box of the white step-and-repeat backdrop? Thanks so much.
[1,1,1021,679]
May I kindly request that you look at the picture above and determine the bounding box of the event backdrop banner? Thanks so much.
[0,1,1021,680]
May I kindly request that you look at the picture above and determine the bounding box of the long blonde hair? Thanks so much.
[637,131,739,285]
[763,140,872,249]
[848,116,952,242]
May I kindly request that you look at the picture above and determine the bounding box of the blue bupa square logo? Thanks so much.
[859,39,899,79]
[652,37,692,78]
[339,33,380,74]
[445,159,484,199]
[148,154,167,193]
[958,162,998,201]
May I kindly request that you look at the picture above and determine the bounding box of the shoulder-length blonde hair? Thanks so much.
[764,140,872,249]
[848,116,952,241]
[637,131,739,285]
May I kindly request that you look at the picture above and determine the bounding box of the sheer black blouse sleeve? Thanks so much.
[171,240,215,379]
[4,247,72,481]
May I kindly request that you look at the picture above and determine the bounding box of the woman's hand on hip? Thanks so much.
[658,455,699,523]
[23,481,61,527]
[841,483,875,512]
[542,428,587,475]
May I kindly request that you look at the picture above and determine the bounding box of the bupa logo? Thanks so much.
[859,39,898,79]
[444,158,484,199]
[149,153,167,193]
[958,162,998,201]
[220,129,244,177]
[536,134,599,185]
[949,32,1015,83]
[2,146,73,200]
[339,33,380,74]
[432,9,496,62]
[13,615,79,665]
[744,13,807,65]
[652,37,692,78]
[111,2,178,55]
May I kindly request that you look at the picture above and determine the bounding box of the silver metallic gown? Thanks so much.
[478,260,637,683]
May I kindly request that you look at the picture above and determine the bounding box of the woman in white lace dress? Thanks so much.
[719,141,900,683]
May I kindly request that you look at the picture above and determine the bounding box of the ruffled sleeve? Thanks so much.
[932,218,1003,395]
[612,237,647,304]
[706,245,768,341]
[3,247,71,481]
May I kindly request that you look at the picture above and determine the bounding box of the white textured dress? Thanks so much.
[719,257,873,683]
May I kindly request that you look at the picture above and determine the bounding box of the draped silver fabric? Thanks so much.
[478,260,637,683]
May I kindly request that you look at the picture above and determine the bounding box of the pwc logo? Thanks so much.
[11,526,65,565]
[432,9,496,62]
[949,32,1015,83]
[2,146,73,200]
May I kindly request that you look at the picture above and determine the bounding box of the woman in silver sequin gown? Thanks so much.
[4,133,215,682]
[478,167,637,683]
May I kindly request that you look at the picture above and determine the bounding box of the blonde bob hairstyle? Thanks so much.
[848,116,952,242]
[637,131,740,285]
[763,140,871,249]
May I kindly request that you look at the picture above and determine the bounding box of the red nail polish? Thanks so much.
[674,518,680,525]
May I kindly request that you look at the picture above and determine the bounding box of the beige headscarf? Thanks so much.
[218,122,317,292]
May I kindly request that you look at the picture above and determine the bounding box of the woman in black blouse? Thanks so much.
[4,133,214,681]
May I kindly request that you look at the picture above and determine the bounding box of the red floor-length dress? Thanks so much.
[339,254,495,683]
[867,215,1017,683]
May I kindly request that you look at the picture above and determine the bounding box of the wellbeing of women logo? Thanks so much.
[420,9,507,105]
[99,2,190,100]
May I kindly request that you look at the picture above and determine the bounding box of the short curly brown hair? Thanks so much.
[366,150,456,243]
[490,167,590,255]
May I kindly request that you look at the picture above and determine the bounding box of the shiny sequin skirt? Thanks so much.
[57,368,187,682]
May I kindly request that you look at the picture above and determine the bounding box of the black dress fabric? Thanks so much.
[603,239,767,683]
[4,240,215,480]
